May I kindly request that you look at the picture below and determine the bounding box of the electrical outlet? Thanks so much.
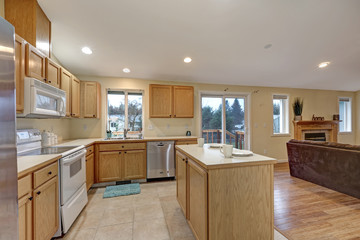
[148,124,153,130]
[167,124,170,129]
[83,124,87,131]
[185,124,189,129]
[264,149,267,154]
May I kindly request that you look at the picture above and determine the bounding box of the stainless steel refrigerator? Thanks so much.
[0,16,18,240]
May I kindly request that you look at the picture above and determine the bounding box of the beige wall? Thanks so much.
[0,0,4,18]
[70,76,356,160]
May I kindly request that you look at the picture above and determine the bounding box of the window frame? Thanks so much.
[106,88,145,134]
[272,94,290,136]
[199,91,251,150]
[338,96,352,133]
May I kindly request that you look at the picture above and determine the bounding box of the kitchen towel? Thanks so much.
[103,183,141,198]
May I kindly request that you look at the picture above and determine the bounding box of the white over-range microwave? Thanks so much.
[17,77,66,118]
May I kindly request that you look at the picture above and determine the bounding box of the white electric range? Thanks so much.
[17,129,88,237]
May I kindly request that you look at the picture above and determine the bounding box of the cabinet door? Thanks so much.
[176,151,187,216]
[60,69,72,117]
[149,84,173,118]
[25,43,46,81]
[18,193,33,240]
[173,86,194,118]
[71,77,81,117]
[188,160,208,240]
[86,153,95,190]
[45,58,61,88]
[82,82,100,118]
[123,150,146,180]
[98,152,122,182]
[15,34,25,113]
[33,176,59,240]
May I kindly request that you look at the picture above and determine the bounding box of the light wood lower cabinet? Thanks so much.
[33,176,59,240]
[86,153,95,190]
[96,144,147,182]
[18,193,33,240]
[123,150,146,180]
[176,151,187,215]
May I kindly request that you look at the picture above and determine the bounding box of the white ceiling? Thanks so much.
[38,0,360,91]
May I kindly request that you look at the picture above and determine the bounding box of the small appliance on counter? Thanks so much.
[186,131,191,136]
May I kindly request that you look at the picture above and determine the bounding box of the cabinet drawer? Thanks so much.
[18,174,32,199]
[175,140,197,145]
[86,145,94,156]
[99,143,146,151]
[33,162,58,188]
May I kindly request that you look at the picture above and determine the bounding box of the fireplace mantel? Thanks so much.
[293,120,339,142]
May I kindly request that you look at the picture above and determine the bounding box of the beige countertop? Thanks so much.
[176,144,277,170]
[17,136,198,177]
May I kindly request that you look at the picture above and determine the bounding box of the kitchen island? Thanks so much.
[175,144,277,240]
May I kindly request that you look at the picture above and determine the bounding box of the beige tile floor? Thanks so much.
[60,180,288,240]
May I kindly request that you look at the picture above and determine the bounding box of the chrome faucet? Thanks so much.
[123,128,130,139]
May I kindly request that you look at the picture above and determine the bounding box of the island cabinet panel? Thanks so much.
[98,152,122,182]
[173,86,194,118]
[15,34,26,113]
[176,151,188,216]
[188,159,208,240]
[149,84,173,118]
[123,150,146,180]
[18,193,33,240]
[33,176,59,240]
[86,153,95,190]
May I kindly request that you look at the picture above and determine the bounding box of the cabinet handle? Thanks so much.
[169,114,171,117]
[122,146,124,148]
[36,191,41,195]
[28,196,33,201]
[119,152,121,154]
[48,171,52,175]
[48,80,52,83]
[185,160,188,163]
[125,152,127,154]
[93,115,95,117]
[182,158,185,161]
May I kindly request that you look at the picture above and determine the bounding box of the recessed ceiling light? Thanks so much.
[123,68,131,73]
[81,47,92,55]
[184,57,192,63]
[318,62,330,68]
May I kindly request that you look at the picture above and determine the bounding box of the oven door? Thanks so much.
[30,85,66,117]
[60,149,87,205]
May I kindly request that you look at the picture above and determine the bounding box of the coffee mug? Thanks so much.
[220,144,233,158]
[197,138,204,147]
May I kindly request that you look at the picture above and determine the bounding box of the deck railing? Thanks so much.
[202,129,245,149]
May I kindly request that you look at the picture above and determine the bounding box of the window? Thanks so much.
[273,95,289,134]
[339,97,351,132]
[107,90,143,137]
[201,94,247,149]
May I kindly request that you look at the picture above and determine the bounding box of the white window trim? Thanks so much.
[106,88,145,132]
[338,96,352,133]
[272,93,290,135]
[198,90,251,150]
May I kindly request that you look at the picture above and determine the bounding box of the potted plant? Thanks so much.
[292,97,303,121]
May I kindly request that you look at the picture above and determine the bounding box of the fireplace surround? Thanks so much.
[293,120,339,142]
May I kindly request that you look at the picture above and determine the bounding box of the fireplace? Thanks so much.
[304,132,326,141]
[293,120,339,142]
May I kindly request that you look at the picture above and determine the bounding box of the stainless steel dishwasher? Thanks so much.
[147,141,175,179]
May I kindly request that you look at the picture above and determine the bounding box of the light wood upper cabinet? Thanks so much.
[176,151,187,216]
[123,150,146,180]
[60,69,72,117]
[33,176,59,240]
[71,77,81,118]
[25,43,46,81]
[173,86,194,118]
[86,153,95,191]
[18,193,33,240]
[149,84,194,118]
[5,0,52,57]
[98,152,122,182]
[45,58,61,88]
[81,81,101,118]
[15,34,26,113]
[188,159,208,240]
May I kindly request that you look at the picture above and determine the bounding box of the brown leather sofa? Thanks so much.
[287,139,360,199]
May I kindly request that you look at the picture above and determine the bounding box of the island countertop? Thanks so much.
[175,144,277,170]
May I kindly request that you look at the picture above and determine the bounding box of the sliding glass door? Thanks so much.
[201,94,248,149]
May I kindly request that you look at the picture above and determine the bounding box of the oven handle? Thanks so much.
[62,149,87,165]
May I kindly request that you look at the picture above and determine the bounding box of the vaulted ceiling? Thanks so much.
[38,0,360,91]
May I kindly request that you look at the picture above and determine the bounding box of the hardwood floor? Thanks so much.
[274,163,360,240]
